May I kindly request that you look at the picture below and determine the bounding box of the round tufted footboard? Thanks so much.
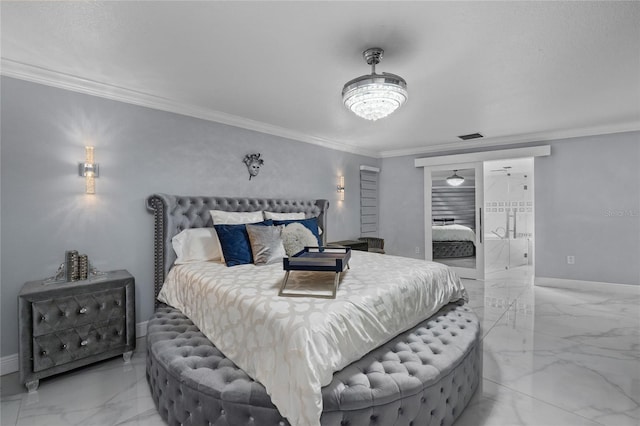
[146,303,481,426]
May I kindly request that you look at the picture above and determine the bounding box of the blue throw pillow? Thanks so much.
[214,220,273,266]
[273,217,321,246]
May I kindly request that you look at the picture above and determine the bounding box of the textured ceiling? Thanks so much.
[2,1,639,157]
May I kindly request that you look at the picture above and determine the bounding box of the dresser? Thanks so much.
[18,269,135,392]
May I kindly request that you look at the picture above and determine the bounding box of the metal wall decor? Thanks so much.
[243,153,264,180]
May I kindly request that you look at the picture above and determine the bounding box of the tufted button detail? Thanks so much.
[146,302,480,426]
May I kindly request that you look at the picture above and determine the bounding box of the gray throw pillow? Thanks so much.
[246,224,286,265]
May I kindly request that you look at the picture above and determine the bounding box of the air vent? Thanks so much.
[458,132,484,140]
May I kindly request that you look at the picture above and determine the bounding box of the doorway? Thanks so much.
[416,145,549,281]
[483,158,534,274]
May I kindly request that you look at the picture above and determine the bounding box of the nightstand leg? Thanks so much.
[123,351,133,363]
[25,379,39,393]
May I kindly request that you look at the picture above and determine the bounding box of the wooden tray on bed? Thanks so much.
[279,247,351,299]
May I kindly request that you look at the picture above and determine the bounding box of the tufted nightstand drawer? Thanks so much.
[19,270,135,392]
[31,288,125,337]
[33,318,127,372]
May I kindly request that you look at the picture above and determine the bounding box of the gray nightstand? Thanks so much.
[328,239,369,252]
[18,269,135,392]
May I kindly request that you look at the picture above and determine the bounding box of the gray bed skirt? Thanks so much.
[146,303,481,426]
[433,241,476,259]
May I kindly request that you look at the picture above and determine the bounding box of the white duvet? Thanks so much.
[432,224,477,242]
[158,250,467,426]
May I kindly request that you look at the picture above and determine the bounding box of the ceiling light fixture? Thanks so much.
[342,47,408,121]
[446,170,465,186]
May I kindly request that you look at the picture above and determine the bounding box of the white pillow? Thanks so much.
[172,228,221,264]
[281,223,319,257]
[263,211,306,220]
[210,210,264,225]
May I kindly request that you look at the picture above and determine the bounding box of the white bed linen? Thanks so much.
[432,224,477,242]
[158,250,467,426]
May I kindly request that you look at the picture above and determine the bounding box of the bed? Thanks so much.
[146,194,481,426]
[432,223,477,259]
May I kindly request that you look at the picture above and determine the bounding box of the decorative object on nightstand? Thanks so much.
[328,239,369,252]
[358,237,385,254]
[18,269,135,392]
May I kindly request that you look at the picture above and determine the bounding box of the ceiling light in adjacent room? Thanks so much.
[446,170,465,186]
[342,48,408,121]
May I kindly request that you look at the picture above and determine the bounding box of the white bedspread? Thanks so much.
[158,251,467,426]
[432,224,477,242]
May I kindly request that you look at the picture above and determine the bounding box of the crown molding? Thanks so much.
[3,58,638,160]
[0,58,379,158]
[378,122,640,158]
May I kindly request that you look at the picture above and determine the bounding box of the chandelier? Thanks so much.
[342,48,408,121]
[446,170,465,186]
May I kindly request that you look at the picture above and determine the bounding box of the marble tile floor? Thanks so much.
[1,266,638,426]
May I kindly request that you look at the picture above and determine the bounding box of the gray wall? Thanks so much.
[0,77,380,357]
[378,155,426,259]
[379,132,640,285]
[534,132,640,285]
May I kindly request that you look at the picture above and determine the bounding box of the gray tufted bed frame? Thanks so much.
[145,194,481,426]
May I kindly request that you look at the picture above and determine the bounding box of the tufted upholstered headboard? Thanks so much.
[146,194,329,305]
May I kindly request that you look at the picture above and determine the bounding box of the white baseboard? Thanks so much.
[0,353,19,376]
[535,276,640,294]
[136,320,148,338]
[1,320,149,377]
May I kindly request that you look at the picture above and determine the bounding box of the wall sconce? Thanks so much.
[337,176,345,201]
[78,146,99,194]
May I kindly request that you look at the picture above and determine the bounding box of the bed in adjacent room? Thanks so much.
[146,194,481,426]
[432,221,477,259]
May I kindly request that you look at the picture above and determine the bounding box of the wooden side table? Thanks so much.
[18,269,135,392]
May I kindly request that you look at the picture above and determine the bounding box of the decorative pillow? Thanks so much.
[246,224,286,265]
[281,223,318,257]
[273,217,321,246]
[210,210,264,225]
[263,211,306,220]
[172,228,221,264]
[214,220,272,266]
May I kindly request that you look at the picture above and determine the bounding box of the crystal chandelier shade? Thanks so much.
[342,48,408,121]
